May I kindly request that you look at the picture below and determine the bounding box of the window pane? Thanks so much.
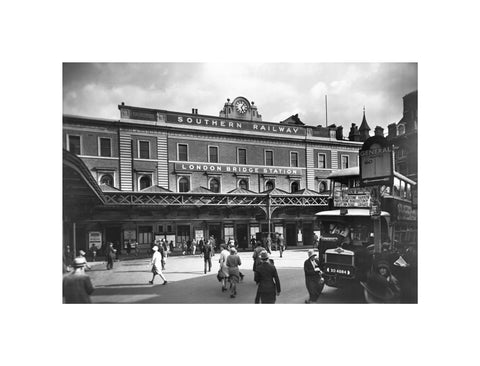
[319,154,326,168]
[179,177,189,192]
[290,152,298,167]
[68,135,81,155]
[266,180,274,190]
[341,156,349,169]
[209,146,218,163]
[265,151,273,166]
[100,174,114,186]
[139,141,150,159]
[291,181,299,192]
[209,178,220,193]
[100,138,111,157]
[239,179,248,190]
[238,149,246,164]
[140,176,151,190]
[178,144,188,161]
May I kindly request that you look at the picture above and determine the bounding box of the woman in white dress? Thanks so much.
[149,245,167,285]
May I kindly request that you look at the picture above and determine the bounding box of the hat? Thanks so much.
[152,245,159,251]
[260,250,269,260]
[230,247,237,254]
[307,249,317,258]
[73,257,87,268]
[79,250,86,256]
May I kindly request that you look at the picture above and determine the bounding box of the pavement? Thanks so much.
[83,248,365,304]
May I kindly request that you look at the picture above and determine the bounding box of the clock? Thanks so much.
[234,100,248,114]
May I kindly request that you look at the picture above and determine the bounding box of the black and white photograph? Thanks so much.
[62,62,418,305]
[3,1,479,366]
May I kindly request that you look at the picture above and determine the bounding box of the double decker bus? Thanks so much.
[316,167,417,289]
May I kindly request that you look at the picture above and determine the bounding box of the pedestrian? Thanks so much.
[218,244,230,292]
[126,240,131,255]
[304,249,324,303]
[361,261,401,303]
[158,244,166,270]
[78,250,92,270]
[265,235,272,254]
[149,245,167,285]
[250,236,256,250]
[254,251,281,304]
[202,239,213,274]
[198,238,205,254]
[106,242,116,270]
[226,247,242,298]
[210,236,217,253]
[90,245,97,262]
[313,232,319,249]
[277,233,285,258]
[187,239,192,255]
[63,257,94,303]
[192,238,197,255]
[182,240,187,255]
[169,240,174,252]
[64,245,74,271]
[252,241,265,274]
[161,239,168,258]
[133,240,139,256]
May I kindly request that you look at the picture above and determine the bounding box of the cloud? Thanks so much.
[63,62,417,132]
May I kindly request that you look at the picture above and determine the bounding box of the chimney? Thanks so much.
[349,123,360,141]
[388,123,397,138]
[374,126,384,137]
[336,126,344,140]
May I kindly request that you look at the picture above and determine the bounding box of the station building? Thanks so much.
[63,96,364,254]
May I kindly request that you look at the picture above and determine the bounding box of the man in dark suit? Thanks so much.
[304,249,324,303]
[254,251,281,304]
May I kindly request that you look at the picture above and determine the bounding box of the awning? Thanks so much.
[315,208,390,217]
[327,167,359,179]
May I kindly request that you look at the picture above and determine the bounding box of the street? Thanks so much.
[84,249,365,304]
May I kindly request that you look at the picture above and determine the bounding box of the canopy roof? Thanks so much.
[315,208,390,217]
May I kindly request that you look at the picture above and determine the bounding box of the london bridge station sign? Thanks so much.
[166,114,305,135]
[174,163,303,176]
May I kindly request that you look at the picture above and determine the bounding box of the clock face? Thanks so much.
[235,100,248,114]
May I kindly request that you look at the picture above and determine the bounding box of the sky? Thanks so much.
[63,63,417,133]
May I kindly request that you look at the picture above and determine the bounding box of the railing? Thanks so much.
[103,192,329,207]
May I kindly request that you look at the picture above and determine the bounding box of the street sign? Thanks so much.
[359,136,393,187]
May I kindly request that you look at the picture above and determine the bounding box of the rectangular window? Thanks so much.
[238,148,247,165]
[318,153,326,168]
[265,150,274,166]
[68,135,81,155]
[139,141,150,159]
[209,146,218,163]
[99,138,111,157]
[178,144,188,161]
[341,155,349,169]
[224,226,234,241]
[290,152,298,167]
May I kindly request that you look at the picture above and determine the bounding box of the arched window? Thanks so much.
[238,179,248,190]
[179,177,190,192]
[265,180,275,190]
[209,178,220,193]
[291,181,299,193]
[100,174,114,187]
[318,181,327,193]
[139,175,151,190]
